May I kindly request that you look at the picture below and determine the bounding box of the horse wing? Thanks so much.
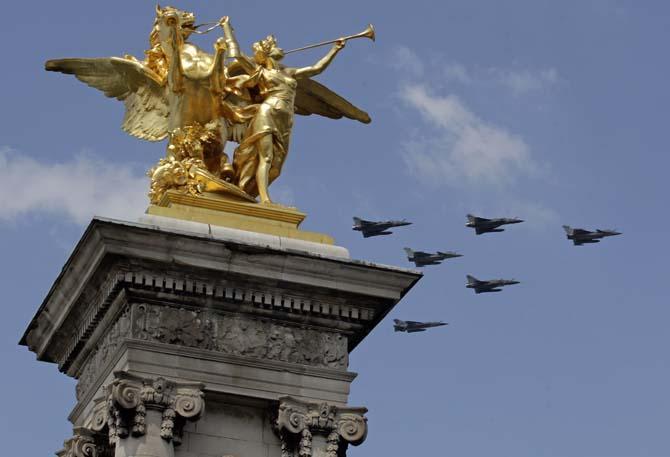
[45,57,170,141]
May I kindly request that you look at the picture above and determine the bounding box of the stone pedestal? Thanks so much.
[21,215,421,456]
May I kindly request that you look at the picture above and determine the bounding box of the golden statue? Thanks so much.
[46,6,373,205]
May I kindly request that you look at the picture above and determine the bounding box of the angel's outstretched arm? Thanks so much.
[290,40,345,79]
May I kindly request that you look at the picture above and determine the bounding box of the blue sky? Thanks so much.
[2,1,669,456]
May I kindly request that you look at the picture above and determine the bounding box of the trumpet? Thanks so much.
[284,24,375,54]
[191,22,376,53]
[191,21,221,34]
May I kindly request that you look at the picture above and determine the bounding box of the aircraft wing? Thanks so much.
[357,219,375,227]
[412,251,431,258]
[572,228,591,235]
[404,321,424,326]
[472,216,490,223]
[474,284,495,293]
[406,328,427,333]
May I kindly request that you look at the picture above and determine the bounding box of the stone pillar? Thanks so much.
[103,373,204,457]
[275,397,367,457]
[20,216,421,456]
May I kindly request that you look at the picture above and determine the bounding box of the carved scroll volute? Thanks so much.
[275,397,368,456]
[103,373,205,444]
[161,388,205,442]
[57,427,100,457]
[174,389,205,420]
[91,406,108,435]
[111,378,141,410]
[277,402,307,435]
[337,413,367,445]
[85,396,109,435]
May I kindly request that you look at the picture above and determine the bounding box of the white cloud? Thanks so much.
[0,148,148,225]
[443,62,472,84]
[500,198,559,228]
[441,60,559,94]
[390,46,424,78]
[490,67,559,95]
[400,84,537,186]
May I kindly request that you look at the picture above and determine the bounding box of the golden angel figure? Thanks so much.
[45,6,372,205]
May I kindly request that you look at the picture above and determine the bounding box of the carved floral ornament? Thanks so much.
[56,427,103,457]
[275,397,367,457]
[88,372,204,446]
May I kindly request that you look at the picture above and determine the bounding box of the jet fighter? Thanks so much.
[562,225,621,246]
[466,275,520,293]
[352,217,411,238]
[404,248,462,267]
[393,319,448,333]
[466,214,524,235]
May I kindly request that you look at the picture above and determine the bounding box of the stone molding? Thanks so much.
[98,372,204,445]
[76,303,349,400]
[57,267,372,377]
[22,219,421,380]
[275,397,367,457]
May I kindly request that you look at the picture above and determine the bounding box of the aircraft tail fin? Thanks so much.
[562,225,573,235]
[466,275,479,284]
[403,247,414,257]
[353,217,362,225]
[466,214,476,222]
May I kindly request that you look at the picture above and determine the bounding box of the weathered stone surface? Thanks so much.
[57,427,111,457]
[20,217,421,457]
[76,303,349,401]
[138,213,351,259]
[275,397,367,457]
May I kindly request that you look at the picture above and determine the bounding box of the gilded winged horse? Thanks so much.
[45,6,372,205]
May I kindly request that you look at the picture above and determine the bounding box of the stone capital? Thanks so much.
[275,397,367,457]
[105,372,204,443]
[56,427,109,457]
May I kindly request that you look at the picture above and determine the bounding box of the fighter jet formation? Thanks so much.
[466,275,520,294]
[562,226,621,246]
[404,248,462,267]
[352,217,412,238]
[466,214,524,235]
[351,213,621,333]
[393,319,448,333]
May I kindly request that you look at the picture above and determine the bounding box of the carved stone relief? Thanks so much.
[77,303,349,399]
[76,307,132,399]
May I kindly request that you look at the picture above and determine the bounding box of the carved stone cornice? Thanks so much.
[103,372,204,444]
[56,427,110,457]
[21,218,421,377]
[275,397,367,457]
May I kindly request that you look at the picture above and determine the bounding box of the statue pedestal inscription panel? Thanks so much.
[21,216,421,456]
